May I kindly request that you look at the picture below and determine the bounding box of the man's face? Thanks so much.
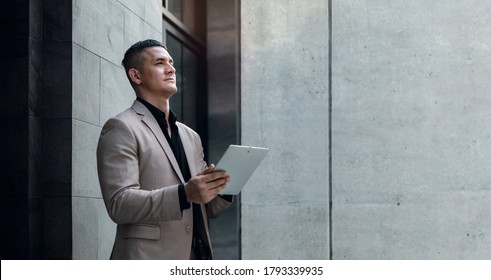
[136,46,177,97]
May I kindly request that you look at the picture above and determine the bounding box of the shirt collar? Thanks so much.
[137,97,177,125]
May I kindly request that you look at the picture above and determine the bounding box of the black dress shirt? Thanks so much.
[137,98,211,259]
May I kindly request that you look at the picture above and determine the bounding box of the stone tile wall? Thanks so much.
[71,0,162,259]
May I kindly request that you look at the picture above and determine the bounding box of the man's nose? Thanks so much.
[167,64,176,74]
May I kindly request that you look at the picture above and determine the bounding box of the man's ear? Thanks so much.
[128,68,141,85]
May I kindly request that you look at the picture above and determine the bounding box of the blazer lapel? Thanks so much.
[131,100,185,183]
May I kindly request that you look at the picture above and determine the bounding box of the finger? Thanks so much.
[197,164,215,176]
[206,177,228,191]
[202,171,228,183]
[217,184,226,194]
[206,184,226,200]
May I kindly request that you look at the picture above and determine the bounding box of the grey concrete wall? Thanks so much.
[332,0,491,259]
[71,0,162,259]
[240,0,330,259]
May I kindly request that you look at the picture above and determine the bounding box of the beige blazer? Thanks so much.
[96,100,231,259]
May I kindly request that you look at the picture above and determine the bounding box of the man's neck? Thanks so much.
[137,94,170,121]
[136,94,174,137]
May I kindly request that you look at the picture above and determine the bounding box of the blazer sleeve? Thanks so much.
[189,131,234,218]
[206,195,233,219]
[96,117,182,225]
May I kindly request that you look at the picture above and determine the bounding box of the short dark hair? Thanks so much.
[122,39,167,80]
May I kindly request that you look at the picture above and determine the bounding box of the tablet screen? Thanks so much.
[215,145,269,195]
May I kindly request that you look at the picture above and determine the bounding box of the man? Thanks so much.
[96,39,232,260]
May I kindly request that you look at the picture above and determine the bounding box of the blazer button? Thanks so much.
[185,225,192,232]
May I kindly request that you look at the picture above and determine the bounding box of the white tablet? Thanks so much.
[215,145,269,195]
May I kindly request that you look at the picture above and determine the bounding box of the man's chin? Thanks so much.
[165,88,178,97]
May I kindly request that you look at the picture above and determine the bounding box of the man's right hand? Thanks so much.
[184,164,230,204]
